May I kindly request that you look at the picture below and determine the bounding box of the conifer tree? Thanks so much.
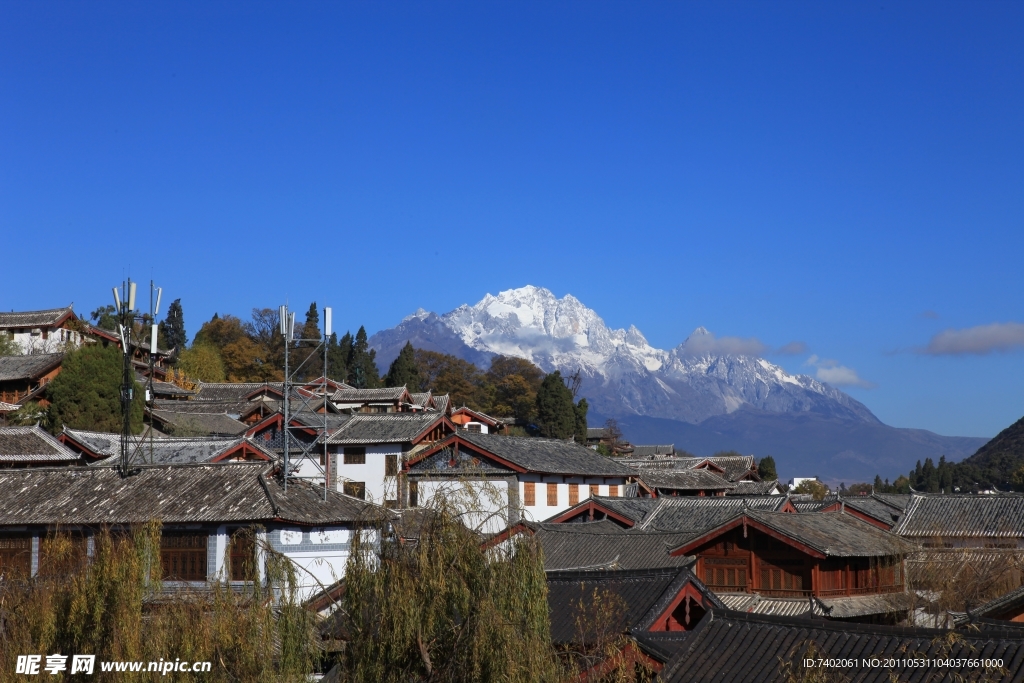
[573,397,589,444]
[385,342,422,390]
[161,298,187,351]
[757,455,778,480]
[535,371,576,439]
[349,326,381,388]
[46,345,144,434]
[326,333,349,383]
[301,302,320,343]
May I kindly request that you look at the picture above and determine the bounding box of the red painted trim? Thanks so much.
[576,642,663,682]
[58,432,106,461]
[409,416,457,446]
[544,500,637,528]
[668,515,828,559]
[480,521,535,550]
[209,441,273,463]
[404,434,529,473]
[649,582,712,632]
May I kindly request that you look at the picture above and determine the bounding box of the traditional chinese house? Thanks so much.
[0,353,63,406]
[669,510,916,622]
[0,306,82,355]
[0,425,81,468]
[548,494,796,531]
[59,427,275,465]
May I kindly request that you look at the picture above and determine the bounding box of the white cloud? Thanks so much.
[680,331,767,357]
[805,355,875,389]
[921,322,1024,355]
[775,341,809,355]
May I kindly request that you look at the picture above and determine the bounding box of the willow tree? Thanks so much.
[342,498,558,683]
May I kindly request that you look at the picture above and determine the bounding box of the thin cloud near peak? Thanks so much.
[920,321,1024,355]
[804,355,875,389]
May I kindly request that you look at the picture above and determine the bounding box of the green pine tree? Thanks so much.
[573,397,589,444]
[161,298,187,351]
[757,455,778,480]
[385,342,422,391]
[326,333,349,383]
[535,371,576,439]
[46,345,144,434]
[349,326,381,388]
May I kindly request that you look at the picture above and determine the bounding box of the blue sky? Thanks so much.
[2,2,1022,438]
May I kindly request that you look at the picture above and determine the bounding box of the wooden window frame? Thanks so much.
[590,484,600,499]
[524,482,536,507]
[228,529,255,582]
[343,481,366,500]
[568,483,579,506]
[344,447,366,465]
[385,453,398,477]
[161,532,208,582]
[547,482,558,507]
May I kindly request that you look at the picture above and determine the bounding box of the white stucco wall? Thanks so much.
[333,443,401,504]
[519,476,627,523]
[416,479,513,535]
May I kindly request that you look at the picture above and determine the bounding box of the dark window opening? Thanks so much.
[385,453,398,476]
[228,529,255,582]
[344,481,366,500]
[161,533,208,582]
[344,447,366,465]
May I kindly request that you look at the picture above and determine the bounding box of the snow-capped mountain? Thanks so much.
[371,285,878,425]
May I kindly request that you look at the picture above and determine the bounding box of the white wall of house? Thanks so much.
[416,478,513,534]
[266,526,371,599]
[9,327,81,354]
[333,443,401,504]
[518,475,628,523]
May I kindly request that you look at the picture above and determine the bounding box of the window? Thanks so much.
[608,485,619,497]
[343,482,366,500]
[590,484,600,499]
[409,481,419,507]
[524,482,536,507]
[0,536,32,577]
[547,482,558,506]
[161,533,208,581]
[228,530,255,581]
[569,484,579,506]
[344,447,366,465]
[466,423,481,433]
[385,453,398,476]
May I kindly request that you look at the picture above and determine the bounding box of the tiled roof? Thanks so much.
[62,428,273,465]
[323,413,445,445]
[452,432,637,477]
[194,382,279,403]
[0,353,63,382]
[152,398,253,416]
[637,496,793,532]
[0,306,74,329]
[660,609,1024,683]
[628,632,693,664]
[0,463,383,526]
[873,493,912,511]
[717,592,816,617]
[719,592,916,620]
[528,523,695,571]
[546,567,724,645]
[631,445,675,457]
[0,425,79,462]
[892,493,1024,538]
[408,392,431,407]
[971,584,1024,620]
[810,494,906,526]
[726,480,781,495]
[676,511,914,558]
[637,469,734,492]
[0,401,20,412]
[586,427,609,439]
[331,387,408,402]
[150,410,248,437]
[431,394,450,414]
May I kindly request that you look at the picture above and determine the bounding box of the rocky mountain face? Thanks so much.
[369,285,987,480]
[372,285,877,425]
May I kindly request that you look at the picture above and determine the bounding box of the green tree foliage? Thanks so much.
[415,350,491,409]
[385,342,422,391]
[535,371,576,439]
[342,502,557,682]
[161,298,187,351]
[90,305,119,332]
[792,479,829,500]
[0,522,316,682]
[6,401,46,426]
[573,398,589,445]
[0,332,19,356]
[757,455,778,480]
[46,345,143,434]
[192,312,283,382]
[289,302,323,380]
[326,333,348,383]
[487,356,543,420]
[178,344,227,382]
[349,326,381,388]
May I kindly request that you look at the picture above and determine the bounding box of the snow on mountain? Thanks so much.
[370,285,879,425]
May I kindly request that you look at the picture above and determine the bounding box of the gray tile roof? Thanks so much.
[725,479,781,495]
[660,609,1024,683]
[331,387,408,402]
[431,394,449,414]
[150,410,248,437]
[151,398,254,416]
[0,306,74,329]
[586,427,609,439]
[453,432,637,477]
[892,493,1024,538]
[408,392,431,407]
[802,493,906,526]
[528,522,695,571]
[970,585,1024,620]
[637,469,734,492]
[873,493,912,511]
[546,566,724,645]
[323,413,446,445]
[631,445,675,457]
[193,382,281,403]
[717,592,816,617]
[0,425,79,462]
[0,463,383,526]
[0,353,63,382]
[673,455,757,482]
[692,510,914,558]
[590,495,792,532]
[62,428,273,465]
[719,592,916,620]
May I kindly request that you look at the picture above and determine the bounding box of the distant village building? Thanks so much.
[0,425,81,468]
[0,306,83,355]
[0,463,385,597]
[0,353,64,406]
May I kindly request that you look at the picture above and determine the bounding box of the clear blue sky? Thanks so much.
[2,2,1022,438]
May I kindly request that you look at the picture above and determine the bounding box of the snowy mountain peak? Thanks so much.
[371,286,880,426]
